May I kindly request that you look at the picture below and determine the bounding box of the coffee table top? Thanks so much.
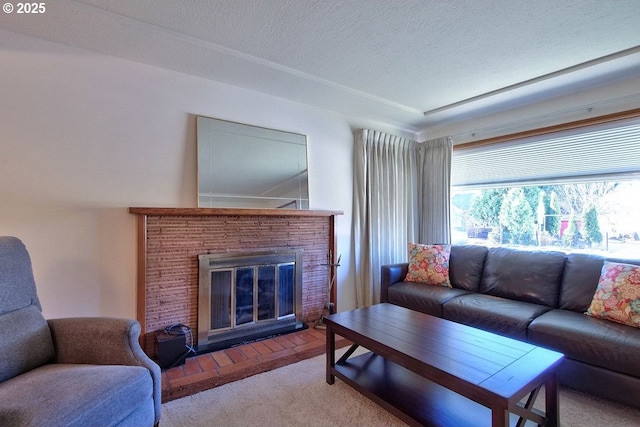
[324,303,564,401]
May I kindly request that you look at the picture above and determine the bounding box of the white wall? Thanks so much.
[0,30,414,319]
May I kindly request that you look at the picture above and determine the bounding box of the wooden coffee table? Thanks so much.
[325,303,564,427]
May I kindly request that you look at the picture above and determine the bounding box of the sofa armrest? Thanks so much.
[381,263,408,303]
[48,317,161,424]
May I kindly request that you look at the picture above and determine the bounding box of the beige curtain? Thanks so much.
[353,129,418,307]
[353,130,453,307]
[417,136,453,244]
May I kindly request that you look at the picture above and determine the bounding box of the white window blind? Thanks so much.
[452,117,640,188]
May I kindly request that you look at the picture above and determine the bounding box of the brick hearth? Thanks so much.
[161,324,350,402]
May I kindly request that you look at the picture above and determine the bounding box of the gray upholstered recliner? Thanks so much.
[0,236,161,427]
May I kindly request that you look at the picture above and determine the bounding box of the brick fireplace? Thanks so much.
[129,207,342,357]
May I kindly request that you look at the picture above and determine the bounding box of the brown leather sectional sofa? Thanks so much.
[381,245,640,408]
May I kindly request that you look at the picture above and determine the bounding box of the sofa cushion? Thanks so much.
[388,282,469,317]
[479,247,566,307]
[559,254,640,313]
[380,263,409,303]
[442,293,551,341]
[585,261,640,327]
[0,364,154,427]
[528,309,640,378]
[404,243,451,287]
[558,253,605,312]
[449,245,488,292]
[0,305,54,382]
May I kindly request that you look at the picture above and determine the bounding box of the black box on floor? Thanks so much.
[155,330,186,369]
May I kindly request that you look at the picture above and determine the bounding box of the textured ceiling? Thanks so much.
[2,0,640,132]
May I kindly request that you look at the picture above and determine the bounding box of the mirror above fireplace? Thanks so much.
[197,116,309,209]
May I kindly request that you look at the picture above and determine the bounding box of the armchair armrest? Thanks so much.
[47,317,161,424]
[380,263,408,303]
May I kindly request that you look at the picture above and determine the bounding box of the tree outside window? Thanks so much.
[451,180,640,258]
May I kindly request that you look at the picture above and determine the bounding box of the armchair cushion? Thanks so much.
[0,305,54,382]
[48,317,162,423]
[0,236,54,382]
[0,364,154,427]
[0,236,41,314]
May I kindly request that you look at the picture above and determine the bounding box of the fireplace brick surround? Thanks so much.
[130,208,342,358]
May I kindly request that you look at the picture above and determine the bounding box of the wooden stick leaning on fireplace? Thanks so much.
[315,251,341,330]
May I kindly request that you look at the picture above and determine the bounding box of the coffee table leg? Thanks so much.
[326,324,335,385]
[545,374,559,427]
[491,407,509,427]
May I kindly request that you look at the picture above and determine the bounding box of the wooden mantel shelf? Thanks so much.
[129,207,343,217]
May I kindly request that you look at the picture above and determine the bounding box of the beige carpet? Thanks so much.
[161,348,640,427]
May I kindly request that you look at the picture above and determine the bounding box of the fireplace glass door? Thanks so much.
[198,250,303,352]
[208,263,296,331]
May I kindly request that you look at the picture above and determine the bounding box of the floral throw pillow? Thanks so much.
[404,243,452,287]
[586,261,640,328]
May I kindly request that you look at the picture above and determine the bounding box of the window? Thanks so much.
[451,110,640,258]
